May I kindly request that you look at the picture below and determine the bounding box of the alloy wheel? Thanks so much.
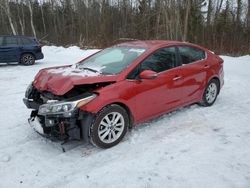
[21,54,35,65]
[98,112,125,144]
[205,82,218,104]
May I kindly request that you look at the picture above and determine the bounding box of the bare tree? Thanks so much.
[215,0,224,20]
[40,0,46,35]
[16,0,25,35]
[183,0,191,41]
[236,0,242,26]
[0,0,17,35]
[28,0,36,37]
[207,0,212,26]
[248,0,250,27]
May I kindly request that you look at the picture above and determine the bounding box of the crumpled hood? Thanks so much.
[33,65,118,95]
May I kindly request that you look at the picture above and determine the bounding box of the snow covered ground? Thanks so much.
[0,46,250,188]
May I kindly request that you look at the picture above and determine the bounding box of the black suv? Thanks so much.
[0,35,44,65]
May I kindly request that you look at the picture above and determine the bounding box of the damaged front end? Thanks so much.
[23,83,99,142]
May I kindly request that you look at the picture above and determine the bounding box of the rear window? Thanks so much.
[21,37,36,45]
[178,46,206,64]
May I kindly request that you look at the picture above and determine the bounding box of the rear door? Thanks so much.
[176,46,207,104]
[20,37,37,50]
[0,36,20,62]
[20,37,42,59]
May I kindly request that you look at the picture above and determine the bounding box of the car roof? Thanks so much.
[0,35,35,39]
[117,40,205,50]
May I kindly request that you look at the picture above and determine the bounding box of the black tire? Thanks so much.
[90,104,129,149]
[200,79,219,107]
[20,53,35,65]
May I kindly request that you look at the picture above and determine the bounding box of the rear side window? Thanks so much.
[178,46,206,65]
[3,37,18,46]
[140,47,177,73]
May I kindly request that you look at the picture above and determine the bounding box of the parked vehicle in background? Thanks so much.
[0,35,44,65]
[23,40,224,148]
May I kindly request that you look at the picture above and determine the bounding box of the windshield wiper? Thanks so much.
[80,67,100,73]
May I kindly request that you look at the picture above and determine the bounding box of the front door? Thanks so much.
[126,46,183,123]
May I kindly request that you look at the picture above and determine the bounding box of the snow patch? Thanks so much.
[0,153,11,162]
[46,65,100,77]
[0,45,250,188]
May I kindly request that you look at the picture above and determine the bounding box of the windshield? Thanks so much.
[77,46,148,74]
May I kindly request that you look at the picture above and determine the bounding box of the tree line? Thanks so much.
[0,0,249,55]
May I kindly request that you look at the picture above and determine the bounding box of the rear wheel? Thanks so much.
[90,104,129,148]
[200,79,219,106]
[20,53,35,65]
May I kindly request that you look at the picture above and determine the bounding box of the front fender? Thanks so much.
[80,92,136,117]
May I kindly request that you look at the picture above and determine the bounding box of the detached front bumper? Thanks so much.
[24,100,94,142]
[23,84,96,142]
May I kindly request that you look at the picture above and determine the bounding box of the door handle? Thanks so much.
[204,65,210,69]
[173,76,182,81]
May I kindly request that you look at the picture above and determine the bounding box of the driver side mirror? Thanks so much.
[139,70,158,79]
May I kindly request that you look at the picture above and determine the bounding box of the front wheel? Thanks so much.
[20,53,35,65]
[200,79,219,106]
[90,104,129,148]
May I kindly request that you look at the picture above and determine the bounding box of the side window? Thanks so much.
[127,47,177,79]
[178,46,206,65]
[3,37,18,46]
[0,37,3,46]
[21,37,34,45]
[17,37,23,45]
[140,47,177,73]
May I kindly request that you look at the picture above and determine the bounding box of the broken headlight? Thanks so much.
[38,94,97,115]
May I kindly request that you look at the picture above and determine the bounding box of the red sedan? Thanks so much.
[23,41,224,148]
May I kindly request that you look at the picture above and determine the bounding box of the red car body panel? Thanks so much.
[33,66,118,95]
[33,41,224,125]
